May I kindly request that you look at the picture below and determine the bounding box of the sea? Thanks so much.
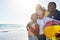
[0,24,28,40]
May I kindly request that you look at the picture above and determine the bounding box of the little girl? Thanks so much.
[27,13,39,40]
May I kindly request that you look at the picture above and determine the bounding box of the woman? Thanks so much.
[36,4,53,40]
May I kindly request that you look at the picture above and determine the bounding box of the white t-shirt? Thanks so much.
[37,17,53,34]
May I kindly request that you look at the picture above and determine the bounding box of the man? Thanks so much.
[48,2,60,21]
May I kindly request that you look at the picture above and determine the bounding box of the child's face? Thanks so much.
[31,14,38,22]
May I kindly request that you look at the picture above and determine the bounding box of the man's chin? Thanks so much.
[49,11,54,13]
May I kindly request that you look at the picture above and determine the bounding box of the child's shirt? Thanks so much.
[27,21,39,36]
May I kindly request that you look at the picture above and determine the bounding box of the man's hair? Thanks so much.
[48,2,56,8]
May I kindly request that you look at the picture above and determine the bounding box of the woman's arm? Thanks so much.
[35,23,39,36]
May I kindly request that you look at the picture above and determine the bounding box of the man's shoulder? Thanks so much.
[56,10,60,14]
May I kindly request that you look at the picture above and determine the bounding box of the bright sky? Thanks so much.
[0,0,60,26]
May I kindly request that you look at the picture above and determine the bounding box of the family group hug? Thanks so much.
[26,2,60,40]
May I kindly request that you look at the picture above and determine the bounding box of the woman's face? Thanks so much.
[36,6,44,18]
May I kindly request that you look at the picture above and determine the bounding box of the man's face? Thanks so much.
[48,3,56,13]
